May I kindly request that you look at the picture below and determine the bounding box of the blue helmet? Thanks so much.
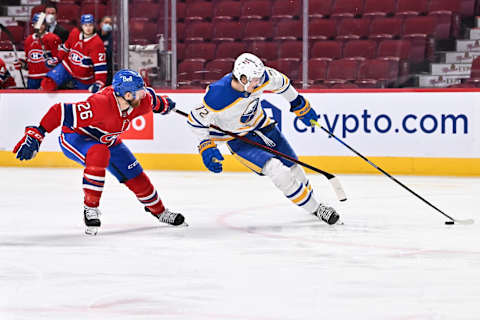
[112,69,145,99]
[80,14,95,25]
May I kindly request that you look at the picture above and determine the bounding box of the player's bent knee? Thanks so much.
[263,158,296,190]
[40,77,57,91]
[85,144,110,168]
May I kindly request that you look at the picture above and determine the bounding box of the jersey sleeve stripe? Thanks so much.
[62,103,77,128]
[188,113,208,127]
[94,64,108,72]
[145,87,158,108]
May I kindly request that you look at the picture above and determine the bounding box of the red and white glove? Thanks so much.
[13,58,26,70]
[12,126,46,161]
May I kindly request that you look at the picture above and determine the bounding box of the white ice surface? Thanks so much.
[0,168,479,320]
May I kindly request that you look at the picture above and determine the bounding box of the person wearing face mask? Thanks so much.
[41,14,107,92]
[44,4,69,43]
[188,53,340,225]
[13,69,185,235]
[98,16,113,85]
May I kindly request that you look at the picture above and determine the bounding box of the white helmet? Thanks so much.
[233,53,265,91]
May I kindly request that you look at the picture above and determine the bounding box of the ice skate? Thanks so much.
[84,205,101,235]
[314,203,339,225]
[145,207,187,226]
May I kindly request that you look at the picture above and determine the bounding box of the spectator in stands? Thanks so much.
[99,16,113,85]
[41,14,107,92]
[0,57,16,89]
[14,13,61,89]
[44,4,69,43]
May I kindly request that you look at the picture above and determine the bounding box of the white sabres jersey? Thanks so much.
[188,67,299,142]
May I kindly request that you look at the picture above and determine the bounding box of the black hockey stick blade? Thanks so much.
[175,108,347,202]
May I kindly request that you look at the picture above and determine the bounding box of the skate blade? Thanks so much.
[85,226,99,235]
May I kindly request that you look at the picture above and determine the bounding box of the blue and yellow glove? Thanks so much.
[290,95,318,127]
[198,139,224,173]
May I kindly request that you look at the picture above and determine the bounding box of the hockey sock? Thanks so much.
[291,164,313,193]
[124,172,165,215]
[83,144,110,207]
[263,158,319,213]
[40,77,57,91]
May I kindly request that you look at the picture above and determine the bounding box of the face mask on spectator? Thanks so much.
[45,14,55,24]
[102,24,112,33]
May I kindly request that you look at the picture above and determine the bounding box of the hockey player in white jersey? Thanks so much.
[188,53,339,225]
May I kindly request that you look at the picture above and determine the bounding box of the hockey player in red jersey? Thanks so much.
[41,14,107,92]
[0,57,16,89]
[13,69,186,235]
[14,13,61,89]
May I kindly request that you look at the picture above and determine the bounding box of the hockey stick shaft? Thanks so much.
[0,23,26,88]
[312,120,472,224]
[175,108,347,201]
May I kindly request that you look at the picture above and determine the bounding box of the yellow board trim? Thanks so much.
[1,151,479,176]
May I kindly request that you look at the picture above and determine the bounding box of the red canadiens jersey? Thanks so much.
[24,32,61,79]
[0,58,16,88]
[58,28,107,85]
[39,86,162,146]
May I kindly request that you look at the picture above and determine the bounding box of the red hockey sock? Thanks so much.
[124,172,165,215]
[83,144,110,207]
[41,77,57,91]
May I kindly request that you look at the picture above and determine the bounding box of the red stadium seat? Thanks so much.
[130,20,157,43]
[184,43,217,62]
[213,21,243,42]
[248,41,279,61]
[278,41,303,60]
[428,0,461,12]
[130,2,160,20]
[178,59,205,84]
[343,40,377,61]
[309,58,329,83]
[244,21,274,41]
[310,41,343,60]
[331,0,364,18]
[274,20,302,41]
[325,59,359,84]
[459,0,476,16]
[363,0,396,18]
[177,2,186,21]
[369,17,403,41]
[0,40,13,51]
[309,19,337,40]
[177,42,185,62]
[57,4,81,24]
[396,0,429,17]
[216,42,246,60]
[377,40,412,60]
[185,22,213,43]
[185,2,213,22]
[331,83,359,88]
[204,59,234,82]
[240,1,272,22]
[176,22,185,42]
[273,58,302,80]
[0,25,25,44]
[403,16,438,39]
[336,18,371,40]
[213,1,242,21]
[81,4,107,20]
[272,0,301,20]
[309,0,333,19]
[356,58,399,87]
[428,0,460,39]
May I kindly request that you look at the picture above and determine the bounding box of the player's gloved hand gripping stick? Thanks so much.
[175,108,347,202]
[310,119,474,225]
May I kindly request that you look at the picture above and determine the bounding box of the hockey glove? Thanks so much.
[198,139,224,173]
[290,95,318,127]
[88,81,103,93]
[153,95,176,115]
[12,126,46,161]
[13,58,27,70]
[45,57,59,69]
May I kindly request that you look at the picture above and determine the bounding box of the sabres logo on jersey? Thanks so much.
[240,98,260,124]
[28,49,45,62]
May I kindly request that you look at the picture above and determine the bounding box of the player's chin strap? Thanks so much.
[310,119,474,225]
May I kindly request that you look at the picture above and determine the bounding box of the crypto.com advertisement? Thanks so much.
[0,90,478,158]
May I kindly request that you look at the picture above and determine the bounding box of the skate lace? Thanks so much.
[158,209,178,224]
[317,204,334,220]
[84,206,101,220]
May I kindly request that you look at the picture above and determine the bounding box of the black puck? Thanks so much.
[445,221,455,225]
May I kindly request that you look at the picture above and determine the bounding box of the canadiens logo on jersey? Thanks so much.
[28,49,45,62]
[241,98,260,124]
[69,49,91,67]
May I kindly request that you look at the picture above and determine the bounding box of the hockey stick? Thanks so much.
[0,23,26,88]
[175,108,347,202]
[311,119,474,225]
